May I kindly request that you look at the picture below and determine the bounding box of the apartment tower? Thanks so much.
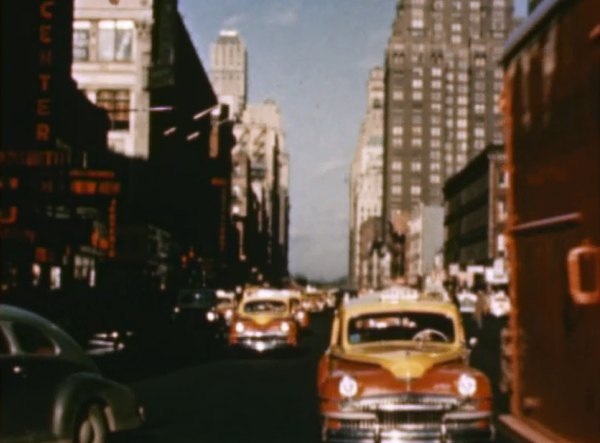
[210,30,248,119]
[383,0,514,235]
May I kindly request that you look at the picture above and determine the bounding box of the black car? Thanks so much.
[171,288,225,340]
[0,304,143,443]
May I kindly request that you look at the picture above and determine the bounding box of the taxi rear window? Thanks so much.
[348,311,455,344]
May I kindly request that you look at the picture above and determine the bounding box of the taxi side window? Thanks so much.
[0,327,11,355]
[12,323,57,356]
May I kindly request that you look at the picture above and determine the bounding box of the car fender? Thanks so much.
[52,372,140,438]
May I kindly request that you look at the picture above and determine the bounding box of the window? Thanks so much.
[432,80,442,89]
[392,126,404,136]
[98,20,134,62]
[431,126,441,137]
[497,201,507,221]
[97,90,130,130]
[431,67,442,77]
[411,161,421,172]
[431,175,440,184]
[412,91,423,101]
[392,186,402,195]
[73,21,91,61]
[393,90,404,101]
[13,323,57,356]
[410,185,421,196]
[412,79,423,89]
[411,19,424,29]
[392,161,402,171]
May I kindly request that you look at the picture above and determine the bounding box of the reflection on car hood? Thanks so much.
[240,313,286,326]
[337,343,464,379]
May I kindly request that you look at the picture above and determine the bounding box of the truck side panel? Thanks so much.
[504,0,600,440]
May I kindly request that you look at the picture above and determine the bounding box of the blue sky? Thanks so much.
[179,0,528,280]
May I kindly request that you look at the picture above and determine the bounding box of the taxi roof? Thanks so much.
[340,287,458,318]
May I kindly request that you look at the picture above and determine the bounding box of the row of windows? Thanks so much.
[74,20,134,62]
[90,89,131,130]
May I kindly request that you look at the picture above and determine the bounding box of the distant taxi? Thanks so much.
[229,295,298,352]
[318,286,494,442]
[282,289,310,330]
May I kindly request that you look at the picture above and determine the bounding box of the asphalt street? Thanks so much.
[102,311,333,443]
[97,310,507,443]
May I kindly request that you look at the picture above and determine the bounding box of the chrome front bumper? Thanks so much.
[232,331,293,352]
[322,410,494,443]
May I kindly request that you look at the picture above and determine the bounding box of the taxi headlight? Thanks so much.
[235,322,245,333]
[457,373,478,397]
[297,311,305,319]
[225,309,233,320]
[280,322,290,333]
[206,311,217,322]
[339,375,358,398]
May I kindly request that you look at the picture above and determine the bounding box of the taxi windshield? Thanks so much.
[244,300,287,314]
[347,311,455,345]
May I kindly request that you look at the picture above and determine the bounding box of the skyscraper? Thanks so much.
[349,67,384,288]
[210,30,248,119]
[382,0,515,235]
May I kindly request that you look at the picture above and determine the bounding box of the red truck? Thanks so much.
[500,0,600,441]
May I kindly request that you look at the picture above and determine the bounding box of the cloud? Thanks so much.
[223,14,246,28]
[265,7,298,26]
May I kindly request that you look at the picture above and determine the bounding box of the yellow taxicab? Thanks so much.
[318,286,493,442]
[229,294,298,352]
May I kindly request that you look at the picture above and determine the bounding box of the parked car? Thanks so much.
[0,304,143,443]
[229,295,298,352]
[318,286,494,442]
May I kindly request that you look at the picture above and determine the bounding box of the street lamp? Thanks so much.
[193,104,220,120]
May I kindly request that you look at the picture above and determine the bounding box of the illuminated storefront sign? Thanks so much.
[36,0,56,146]
[70,170,121,195]
[108,199,117,258]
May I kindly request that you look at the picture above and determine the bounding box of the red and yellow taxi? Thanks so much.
[318,286,494,442]
[229,294,298,352]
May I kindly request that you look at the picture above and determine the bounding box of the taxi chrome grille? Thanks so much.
[346,394,459,412]
[340,394,459,431]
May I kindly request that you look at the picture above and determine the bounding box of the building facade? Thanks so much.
[443,144,507,267]
[349,67,384,288]
[382,0,515,238]
[406,204,444,285]
[210,30,248,120]
[236,100,290,284]
[1,0,112,291]
[72,0,154,159]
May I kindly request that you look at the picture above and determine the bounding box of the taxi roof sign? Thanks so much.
[379,286,419,303]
